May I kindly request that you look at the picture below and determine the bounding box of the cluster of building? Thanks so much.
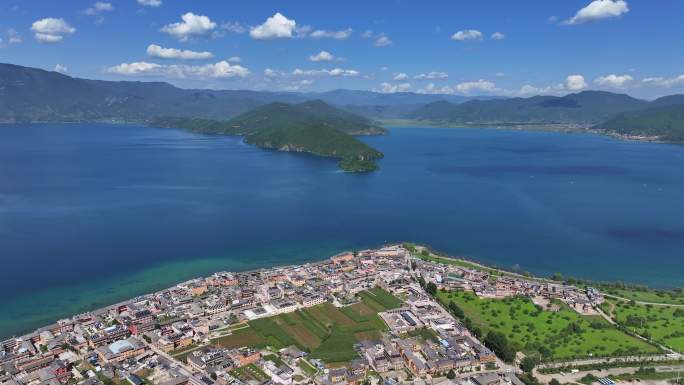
[1,244,600,385]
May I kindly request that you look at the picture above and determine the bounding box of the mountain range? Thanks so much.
[2,62,684,143]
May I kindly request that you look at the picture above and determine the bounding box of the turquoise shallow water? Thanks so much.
[1,123,683,338]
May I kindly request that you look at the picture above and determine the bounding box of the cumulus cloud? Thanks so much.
[161,13,216,42]
[455,79,498,94]
[642,75,684,87]
[566,74,588,91]
[516,83,566,96]
[7,29,21,44]
[376,82,411,93]
[414,71,448,80]
[146,44,213,60]
[490,32,505,40]
[594,74,633,88]
[54,64,67,73]
[393,73,409,81]
[292,68,359,77]
[137,0,161,7]
[221,21,246,34]
[250,12,296,40]
[373,34,391,47]
[309,51,334,62]
[31,18,75,43]
[309,28,352,39]
[417,83,456,95]
[451,29,483,41]
[106,61,249,79]
[84,2,113,15]
[564,0,629,25]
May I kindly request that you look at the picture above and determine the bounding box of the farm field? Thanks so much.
[607,299,684,353]
[436,290,660,361]
[215,288,402,363]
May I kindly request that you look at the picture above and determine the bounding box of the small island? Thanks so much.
[150,100,386,173]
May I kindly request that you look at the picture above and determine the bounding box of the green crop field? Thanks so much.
[436,290,659,361]
[215,289,396,363]
[607,299,684,353]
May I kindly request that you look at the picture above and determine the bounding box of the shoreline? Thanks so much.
[5,241,680,343]
[380,119,675,144]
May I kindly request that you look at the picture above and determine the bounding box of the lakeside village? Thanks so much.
[1,245,613,385]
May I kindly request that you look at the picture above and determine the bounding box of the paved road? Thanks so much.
[535,364,684,384]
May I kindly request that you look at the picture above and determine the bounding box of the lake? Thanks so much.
[1,123,683,338]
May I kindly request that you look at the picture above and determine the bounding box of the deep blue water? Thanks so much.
[1,123,683,337]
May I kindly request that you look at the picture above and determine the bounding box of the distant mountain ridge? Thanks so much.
[0,63,480,123]
[409,91,651,125]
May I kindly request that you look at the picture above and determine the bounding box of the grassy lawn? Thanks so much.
[436,290,659,361]
[297,358,319,377]
[361,287,404,310]
[230,363,270,383]
[608,299,684,353]
[602,287,684,305]
[215,295,390,363]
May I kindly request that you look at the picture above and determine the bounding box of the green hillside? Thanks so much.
[595,104,684,142]
[149,101,385,172]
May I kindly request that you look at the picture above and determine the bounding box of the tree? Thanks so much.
[421,249,430,257]
[418,276,426,288]
[520,356,539,373]
[426,282,437,296]
[551,273,563,282]
[411,261,417,271]
[447,370,456,379]
[484,331,516,363]
[549,379,560,385]
[448,301,465,319]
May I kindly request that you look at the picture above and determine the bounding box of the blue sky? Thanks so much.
[1,0,683,99]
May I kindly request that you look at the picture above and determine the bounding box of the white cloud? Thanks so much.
[417,83,456,95]
[263,68,281,78]
[84,2,113,15]
[451,29,483,41]
[7,29,21,44]
[227,56,241,63]
[250,12,296,40]
[282,79,314,91]
[490,32,505,40]
[642,75,684,87]
[373,34,391,47]
[309,51,334,62]
[309,28,352,39]
[107,62,162,75]
[146,44,213,60]
[221,21,246,34]
[414,71,448,80]
[393,73,409,81]
[31,18,75,43]
[566,74,588,91]
[161,13,216,42]
[515,83,567,96]
[375,82,411,93]
[54,64,67,73]
[564,0,629,25]
[594,74,633,88]
[455,79,498,94]
[106,61,249,79]
[137,0,161,7]
[292,68,359,77]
